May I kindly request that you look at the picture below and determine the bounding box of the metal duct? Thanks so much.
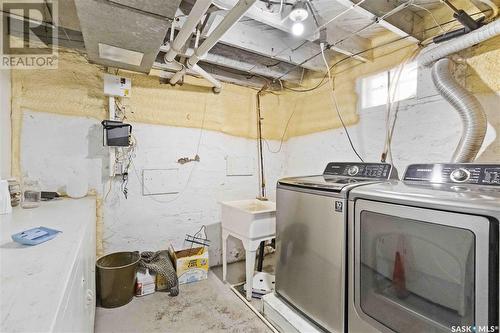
[431,59,487,162]
[418,19,500,162]
[419,19,500,67]
[74,0,181,73]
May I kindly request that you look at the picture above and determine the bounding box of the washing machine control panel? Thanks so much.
[323,163,394,179]
[404,164,500,185]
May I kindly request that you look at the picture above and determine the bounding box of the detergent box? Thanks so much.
[168,245,209,285]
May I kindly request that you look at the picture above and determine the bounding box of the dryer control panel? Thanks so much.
[323,163,395,179]
[404,164,500,185]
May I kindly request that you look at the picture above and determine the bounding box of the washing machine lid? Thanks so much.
[278,175,374,192]
[278,162,397,193]
[350,163,500,212]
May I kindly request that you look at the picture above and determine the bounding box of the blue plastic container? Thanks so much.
[11,227,61,245]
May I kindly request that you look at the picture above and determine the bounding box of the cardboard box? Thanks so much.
[168,245,209,285]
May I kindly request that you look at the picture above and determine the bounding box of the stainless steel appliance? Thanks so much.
[276,162,397,333]
[348,163,500,333]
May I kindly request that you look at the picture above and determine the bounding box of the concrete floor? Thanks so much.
[212,252,276,310]
[95,254,276,333]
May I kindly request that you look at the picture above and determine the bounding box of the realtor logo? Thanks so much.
[334,201,343,212]
[1,0,58,69]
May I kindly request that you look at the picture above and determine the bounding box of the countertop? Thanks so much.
[0,197,96,332]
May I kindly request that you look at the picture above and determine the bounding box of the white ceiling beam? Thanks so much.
[174,4,373,69]
[212,0,321,40]
[200,14,333,71]
[153,61,278,88]
[333,0,422,42]
[159,44,302,81]
[326,25,372,62]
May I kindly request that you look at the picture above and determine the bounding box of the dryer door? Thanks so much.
[354,199,498,333]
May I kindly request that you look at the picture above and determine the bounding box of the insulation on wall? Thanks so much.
[0,69,11,179]
[8,12,500,262]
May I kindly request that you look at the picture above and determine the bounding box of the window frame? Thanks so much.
[356,62,418,112]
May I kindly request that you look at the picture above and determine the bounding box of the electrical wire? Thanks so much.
[480,0,499,21]
[129,154,184,204]
[320,43,364,162]
[278,8,489,94]
[265,29,425,150]
[263,101,299,153]
[114,98,127,120]
[381,47,421,163]
[378,2,491,160]
[275,0,413,81]
[282,75,327,92]
[246,0,369,74]
[128,97,209,205]
[155,9,489,92]
[411,3,446,33]
[104,175,114,201]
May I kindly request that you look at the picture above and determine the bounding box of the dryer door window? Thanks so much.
[354,200,496,333]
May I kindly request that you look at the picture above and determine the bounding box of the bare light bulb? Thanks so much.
[291,22,304,36]
[289,0,309,22]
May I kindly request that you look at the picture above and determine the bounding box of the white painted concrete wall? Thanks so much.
[0,70,11,179]
[21,111,286,265]
[102,123,286,265]
[284,67,499,178]
[18,65,500,267]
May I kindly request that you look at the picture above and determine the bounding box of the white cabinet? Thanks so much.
[0,198,96,333]
[54,209,96,332]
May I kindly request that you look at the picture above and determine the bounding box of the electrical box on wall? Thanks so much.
[101,120,132,147]
[226,156,254,176]
[142,169,182,195]
[104,74,131,97]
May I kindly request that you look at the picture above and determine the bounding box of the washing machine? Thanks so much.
[275,162,398,333]
[347,163,500,333]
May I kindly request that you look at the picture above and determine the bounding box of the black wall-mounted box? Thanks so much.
[101,120,132,147]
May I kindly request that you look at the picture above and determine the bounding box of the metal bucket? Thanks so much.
[96,251,140,308]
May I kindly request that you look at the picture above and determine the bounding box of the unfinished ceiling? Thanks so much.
[154,0,427,86]
[21,0,488,86]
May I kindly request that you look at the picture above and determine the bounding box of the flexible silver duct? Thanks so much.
[419,20,500,67]
[418,19,500,162]
[431,59,487,162]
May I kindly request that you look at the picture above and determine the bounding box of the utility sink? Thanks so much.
[220,199,276,240]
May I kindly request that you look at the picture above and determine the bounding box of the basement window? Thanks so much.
[360,61,417,109]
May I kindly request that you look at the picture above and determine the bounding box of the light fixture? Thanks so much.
[289,0,309,22]
[291,22,305,36]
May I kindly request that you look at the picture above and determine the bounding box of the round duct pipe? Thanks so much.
[419,19,500,162]
[431,58,487,162]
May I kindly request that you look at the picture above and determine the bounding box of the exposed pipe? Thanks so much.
[164,0,212,63]
[418,19,500,162]
[170,0,257,85]
[192,64,223,93]
[169,67,186,84]
[431,59,487,162]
